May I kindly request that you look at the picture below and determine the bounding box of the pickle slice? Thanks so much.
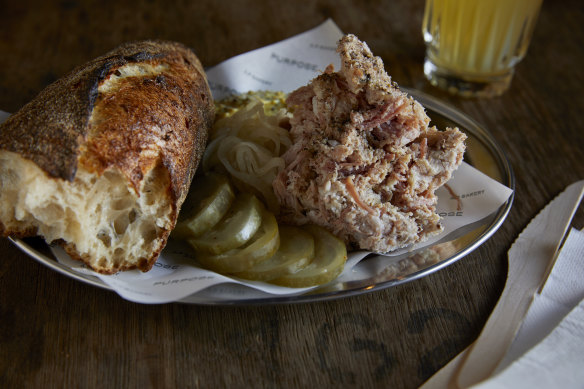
[234,225,314,281]
[195,207,279,273]
[272,225,347,287]
[188,193,262,255]
[173,174,234,239]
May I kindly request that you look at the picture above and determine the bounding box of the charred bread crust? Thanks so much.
[0,40,213,207]
[0,40,214,273]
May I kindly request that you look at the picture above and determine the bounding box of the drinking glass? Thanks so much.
[422,0,543,97]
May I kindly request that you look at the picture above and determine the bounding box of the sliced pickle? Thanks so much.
[234,225,315,281]
[194,208,279,273]
[173,174,234,239]
[188,193,262,255]
[272,225,347,288]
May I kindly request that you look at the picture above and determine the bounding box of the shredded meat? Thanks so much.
[272,34,466,253]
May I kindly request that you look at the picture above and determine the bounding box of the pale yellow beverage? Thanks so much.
[422,0,542,97]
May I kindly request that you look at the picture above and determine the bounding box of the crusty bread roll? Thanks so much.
[0,40,214,274]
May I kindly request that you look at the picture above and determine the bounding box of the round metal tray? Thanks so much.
[10,89,515,305]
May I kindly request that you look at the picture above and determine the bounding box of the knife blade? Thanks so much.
[455,180,584,388]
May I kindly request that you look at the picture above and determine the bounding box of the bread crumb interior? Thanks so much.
[0,151,172,272]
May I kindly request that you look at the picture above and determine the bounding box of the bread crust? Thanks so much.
[0,40,214,273]
[0,40,213,206]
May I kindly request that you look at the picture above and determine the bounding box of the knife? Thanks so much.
[454,180,584,388]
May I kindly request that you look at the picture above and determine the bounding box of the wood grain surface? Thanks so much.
[1,0,582,388]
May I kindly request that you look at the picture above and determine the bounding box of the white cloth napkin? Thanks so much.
[421,227,584,388]
[471,300,584,389]
[470,227,584,388]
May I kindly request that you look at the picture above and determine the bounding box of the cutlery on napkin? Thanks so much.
[421,180,584,388]
[472,227,584,388]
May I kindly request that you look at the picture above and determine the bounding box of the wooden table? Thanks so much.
[1,1,582,387]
